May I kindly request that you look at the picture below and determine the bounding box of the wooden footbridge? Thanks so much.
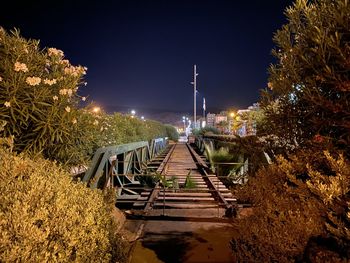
[82,138,238,220]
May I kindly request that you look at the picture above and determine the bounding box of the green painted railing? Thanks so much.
[82,138,168,192]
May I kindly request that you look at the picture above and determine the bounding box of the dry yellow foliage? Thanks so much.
[0,148,125,262]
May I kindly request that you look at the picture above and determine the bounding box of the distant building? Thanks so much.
[236,103,259,136]
[215,114,227,125]
[206,113,216,127]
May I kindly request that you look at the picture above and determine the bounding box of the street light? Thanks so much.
[131,110,136,118]
[141,116,145,121]
[92,106,101,113]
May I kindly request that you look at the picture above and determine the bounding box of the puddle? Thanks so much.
[129,221,236,263]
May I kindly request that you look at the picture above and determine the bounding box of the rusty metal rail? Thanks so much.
[124,142,237,219]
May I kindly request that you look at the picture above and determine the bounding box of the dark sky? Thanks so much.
[1,0,293,113]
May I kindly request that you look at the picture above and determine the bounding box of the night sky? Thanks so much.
[2,0,293,115]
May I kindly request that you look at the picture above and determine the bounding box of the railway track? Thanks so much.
[128,142,237,219]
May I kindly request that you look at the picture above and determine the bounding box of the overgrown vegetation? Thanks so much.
[0,28,168,166]
[0,28,169,262]
[232,150,349,261]
[193,126,220,136]
[164,124,179,142]
[262,0,350,155]
[0,146,127,262]
[231,0,350,261]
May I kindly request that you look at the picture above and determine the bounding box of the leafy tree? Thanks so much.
[261,0,350,154]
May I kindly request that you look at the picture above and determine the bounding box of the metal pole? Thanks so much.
[193,65,197,129]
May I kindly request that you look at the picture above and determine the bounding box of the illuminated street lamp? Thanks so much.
[230,112,235,118]
[92,106,101,113]
[131,110,136,118]
[141,116,145,121]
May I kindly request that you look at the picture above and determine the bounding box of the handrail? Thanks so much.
[82,137,168,189]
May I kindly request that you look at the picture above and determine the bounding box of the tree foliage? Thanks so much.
[261,0,350,154]
[233,1,350,260]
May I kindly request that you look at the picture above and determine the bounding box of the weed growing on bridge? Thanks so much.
[184,170,196,189]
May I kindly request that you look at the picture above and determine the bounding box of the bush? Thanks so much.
[262,0,350,155]
[232,150,350,262]
[193,126,220,136]
[0,28,168,166]
[0,27,87,164]
[164,124,179,141]
[0,147,126,262]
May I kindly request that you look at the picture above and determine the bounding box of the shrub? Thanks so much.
[164,124,179,142]
[232,150,350,262]
[0,147,126,262]
[0,27,87,163]
[262,0,350,155]
[0,28,168,166]
[193,126,220,136]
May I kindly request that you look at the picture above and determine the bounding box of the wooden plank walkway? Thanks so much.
[131,143,236,216]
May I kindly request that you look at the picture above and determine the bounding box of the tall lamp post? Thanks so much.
[191,65,198,129]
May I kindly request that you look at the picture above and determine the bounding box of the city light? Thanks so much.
[92,106,101,113]
[141,116,145,121]
[230,112,235,117]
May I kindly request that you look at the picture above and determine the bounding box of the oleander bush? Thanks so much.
[0,27,87,164]
[0,28,168,166]
[261,0,350,155]
[232,150,350,262]
[0,146,126,262]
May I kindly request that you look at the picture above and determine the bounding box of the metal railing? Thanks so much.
[82,137,168,193]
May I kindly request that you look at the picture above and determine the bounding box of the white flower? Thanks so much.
[65,106,71,113]
[64,66,78,77]
[59,89,67,95]
[267,82,273,90]
[93,120,99,126]
[43,78,57,85]
[14,62,28,72]
[72,118,77,124]
[100,127,104,131]
[84,82,87,86]
[53,96,58,101]
[60,59,70,65]
[67,89,73,97]
[0,76,2,82]
[26,76,41,86]
[48,48,64,57]
[82,96,86,101]
[4,101,10,107]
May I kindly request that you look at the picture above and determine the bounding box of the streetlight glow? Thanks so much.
[92,106,101,113]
